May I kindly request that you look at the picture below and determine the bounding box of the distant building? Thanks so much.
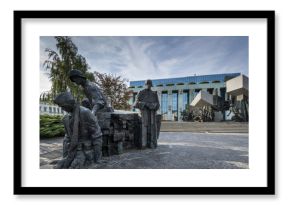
[39,102,65,115]
[128,73,240,121]
[39,91,65,115]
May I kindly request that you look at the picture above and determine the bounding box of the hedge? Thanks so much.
[40,114,65,138]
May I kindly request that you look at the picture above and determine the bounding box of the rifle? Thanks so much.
[63,104,80,168]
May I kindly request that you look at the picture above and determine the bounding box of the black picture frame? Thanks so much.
[14,10,275,195]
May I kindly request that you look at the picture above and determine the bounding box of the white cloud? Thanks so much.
[40,36,248,92]
[39,70,51,94]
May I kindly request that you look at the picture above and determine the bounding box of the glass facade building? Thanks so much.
[129,73,241,121]
[129,73,240,88]
[182,91,189,111]
[161,92,168,114]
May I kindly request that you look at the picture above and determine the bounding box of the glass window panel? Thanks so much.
[161,93,168,114]
[172,93,178,111]
[182,91,189,111]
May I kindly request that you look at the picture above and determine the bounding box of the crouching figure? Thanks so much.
[54,92,102,169]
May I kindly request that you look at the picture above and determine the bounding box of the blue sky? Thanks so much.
[40,36,248,93]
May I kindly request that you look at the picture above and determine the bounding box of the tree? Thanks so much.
[94,72,131,110]
[43,36,94,101]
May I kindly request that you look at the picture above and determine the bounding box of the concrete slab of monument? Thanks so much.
[190,90,214,107]
[226,74,248,97]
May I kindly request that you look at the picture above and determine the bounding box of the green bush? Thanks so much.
[176,82,184,85]
[40,114,65,138]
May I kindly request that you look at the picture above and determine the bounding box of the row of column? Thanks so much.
[39,104,65,115]
[156,88,227,121]
[157,89,185,121]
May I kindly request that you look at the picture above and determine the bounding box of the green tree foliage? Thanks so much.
[43,36,95,101]
[94,72,131,110]
[43,36,131,110]
[40,115,65,138]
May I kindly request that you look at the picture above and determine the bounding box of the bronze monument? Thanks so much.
[133,79,160,148]
[53,72,161,169]
[53,92,102,168]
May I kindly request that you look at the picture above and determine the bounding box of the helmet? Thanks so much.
[69,69,86,81]
[54,92,75,107]
[145,79,153,86]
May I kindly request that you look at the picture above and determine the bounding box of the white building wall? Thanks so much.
[40,103,65,115]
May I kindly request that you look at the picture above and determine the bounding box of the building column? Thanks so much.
[217,88,221,97]
[225,92,228,101]
[178,89,183,121]
[157,91,162,114]
[128,92,134,107]
[167,90,173,121]
[189,89,194,104]
[192,89,198,101]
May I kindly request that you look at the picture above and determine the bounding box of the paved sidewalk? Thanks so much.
[40,131,248,169]
[160,121,248,133]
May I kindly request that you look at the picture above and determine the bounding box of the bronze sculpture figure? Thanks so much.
[69,69,113,115]
[133,79,160,148]
[54,92,102,168]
